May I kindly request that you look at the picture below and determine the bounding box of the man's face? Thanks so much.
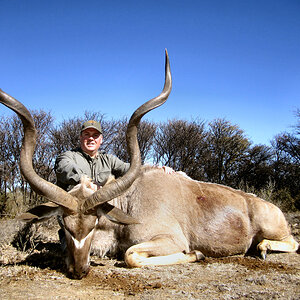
[80,128,103,157]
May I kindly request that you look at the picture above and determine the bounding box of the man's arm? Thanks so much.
[55,151,87,188]
[109,155,130,178]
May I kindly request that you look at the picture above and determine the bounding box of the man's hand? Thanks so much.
[87,181,102,191]
[158,165,175,174]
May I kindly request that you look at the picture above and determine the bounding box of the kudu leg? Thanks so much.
[125,235,204,267]
[257,235,299,259]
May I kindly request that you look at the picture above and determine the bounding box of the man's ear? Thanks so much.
[16,202,63,222]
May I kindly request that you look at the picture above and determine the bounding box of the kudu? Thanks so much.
[0,51,298,279]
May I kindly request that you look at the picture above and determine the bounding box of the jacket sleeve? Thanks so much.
[109,155,130,178]
[55,151,87,187]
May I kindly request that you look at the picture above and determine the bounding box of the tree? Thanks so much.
[271,134,300,198]
[0,115,19,199]
[274,133,300,164]
[153,119,207,179]
[271,109,300,197]
[0,114,22,194]
[236,144,273,190]
[294,109,300,135]
[109,117,157,164]
[205,118,250,185]
[0,110,55,212]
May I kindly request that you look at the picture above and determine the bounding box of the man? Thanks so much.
[55,120,173,192]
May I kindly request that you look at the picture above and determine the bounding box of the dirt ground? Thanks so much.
[0,213,299,300]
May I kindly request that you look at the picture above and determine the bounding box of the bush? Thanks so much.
[238,181,298,212]
[271,189,296,212]
[257,180,275,202]
[0,192,29,219]
[12,221,38,252]
[294,193,300,210]
[0,192,5,216]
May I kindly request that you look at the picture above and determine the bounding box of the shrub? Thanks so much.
[12,222,39,252]
[271,189,296,212]
[293,193,300,210]
[0,192,27,218]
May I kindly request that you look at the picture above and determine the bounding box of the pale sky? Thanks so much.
[1,0,300,146]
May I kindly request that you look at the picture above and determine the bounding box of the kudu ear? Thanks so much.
[16,202,63,222]
[96,203,140,225]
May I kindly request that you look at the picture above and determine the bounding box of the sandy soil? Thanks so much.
[0,213,299,300]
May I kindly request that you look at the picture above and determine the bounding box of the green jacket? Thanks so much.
[55,148,130,191]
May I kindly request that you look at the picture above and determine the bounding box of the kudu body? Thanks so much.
[0,51,298,279]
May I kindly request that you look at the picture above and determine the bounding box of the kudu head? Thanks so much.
[0,50,172,279]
